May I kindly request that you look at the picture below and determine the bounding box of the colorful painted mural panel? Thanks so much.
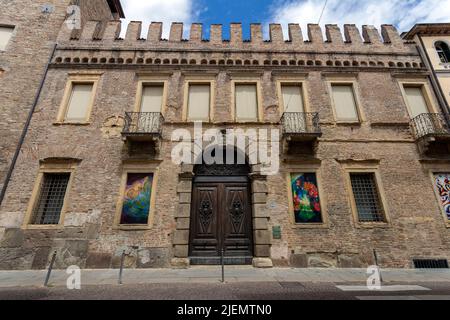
[290,173,323,223]
[121,173,153,225]
[434,173,450,221]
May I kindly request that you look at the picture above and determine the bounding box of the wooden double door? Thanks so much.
[189,176,254,265]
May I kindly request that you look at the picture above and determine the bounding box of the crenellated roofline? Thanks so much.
[57,21,416,55]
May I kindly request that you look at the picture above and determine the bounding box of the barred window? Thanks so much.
[350,173,385,222]
[32,173,70,225]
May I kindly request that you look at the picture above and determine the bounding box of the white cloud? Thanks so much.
[269,0,450,40]
[120,0,199,38]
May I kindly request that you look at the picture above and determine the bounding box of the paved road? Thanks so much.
[1,282,450,300]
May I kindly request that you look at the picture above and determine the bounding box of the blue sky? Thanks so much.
[120,0,450,39]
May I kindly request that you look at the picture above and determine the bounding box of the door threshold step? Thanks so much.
[190,257,253,265]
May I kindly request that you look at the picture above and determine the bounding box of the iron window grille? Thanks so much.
[281,112,321,135]
[410,113,450,140]
[122,112,164,136]
[413,259,449,269]
[350,173,386,223]
[32,173,70,225]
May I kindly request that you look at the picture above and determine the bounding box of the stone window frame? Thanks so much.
[133,75,170,115]
[424,163,450,228]
[182,76,216,122]
[397,78,439,119]
[55,73,101,125]
[275,76,311,114]
[325,76,365,125]
[285,164,329,229]
[230,77,264,123]
[22,161,78,230]
[342,163,391,228]
[113,162,160,231]
[0,24,15,52]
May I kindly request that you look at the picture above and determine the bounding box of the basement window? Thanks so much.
[414,259,449,269]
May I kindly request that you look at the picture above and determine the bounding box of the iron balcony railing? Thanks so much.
[122,112,164,136]
[410,113,450,140]
[281,112,321,135]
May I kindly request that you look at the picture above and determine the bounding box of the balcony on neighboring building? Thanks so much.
[281,112,322,154]
[122,112,164,155]
[410,113,450,155]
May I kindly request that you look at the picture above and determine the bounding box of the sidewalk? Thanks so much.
[1,267,450,288]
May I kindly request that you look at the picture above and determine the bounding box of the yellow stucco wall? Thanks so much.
[437,74,450,105]
[415,35,450,105]
[418,35,450,71]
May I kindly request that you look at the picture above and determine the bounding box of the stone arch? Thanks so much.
[173,144,272,268]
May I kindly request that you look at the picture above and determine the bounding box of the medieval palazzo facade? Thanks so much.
[1,1,450,270]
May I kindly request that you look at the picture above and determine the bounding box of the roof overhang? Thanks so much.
[107,0,125,19]
[402,23,450,40]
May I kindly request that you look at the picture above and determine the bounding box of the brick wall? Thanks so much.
[0,20,449,269]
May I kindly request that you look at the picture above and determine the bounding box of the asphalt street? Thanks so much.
[1,281,450,300]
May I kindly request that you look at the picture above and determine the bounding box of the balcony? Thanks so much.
[122,112,164,154]
[281,112,322,154]
[410,113,450,155]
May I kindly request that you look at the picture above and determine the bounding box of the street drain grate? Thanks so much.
[279,282,306,289]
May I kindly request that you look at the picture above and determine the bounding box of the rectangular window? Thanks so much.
[235,84,258,121]
[31,173,70,225]
[404,86,430,119]
[188,84,211,121]
[290,173,323,223]
[65,83,94,122]
[0,26,14,51]
[350,173,385,222]
[281,85,304,113]
[140,85,164,113]
[433,173,450,222]
[120,173,154,225]
[331,84,359,121]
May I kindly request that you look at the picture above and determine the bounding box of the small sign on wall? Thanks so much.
[272,226,282,240]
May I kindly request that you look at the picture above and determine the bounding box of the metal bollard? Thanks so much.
[118,250,125,285]
[221,248,225,283]
[44,251,57,287]
[373,249,383,283]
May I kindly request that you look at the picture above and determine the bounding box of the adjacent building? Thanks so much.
[0,1,449,270]
[0,0,124,198]
[403,24,450,124]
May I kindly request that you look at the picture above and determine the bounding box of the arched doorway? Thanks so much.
[189,147,254,265]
